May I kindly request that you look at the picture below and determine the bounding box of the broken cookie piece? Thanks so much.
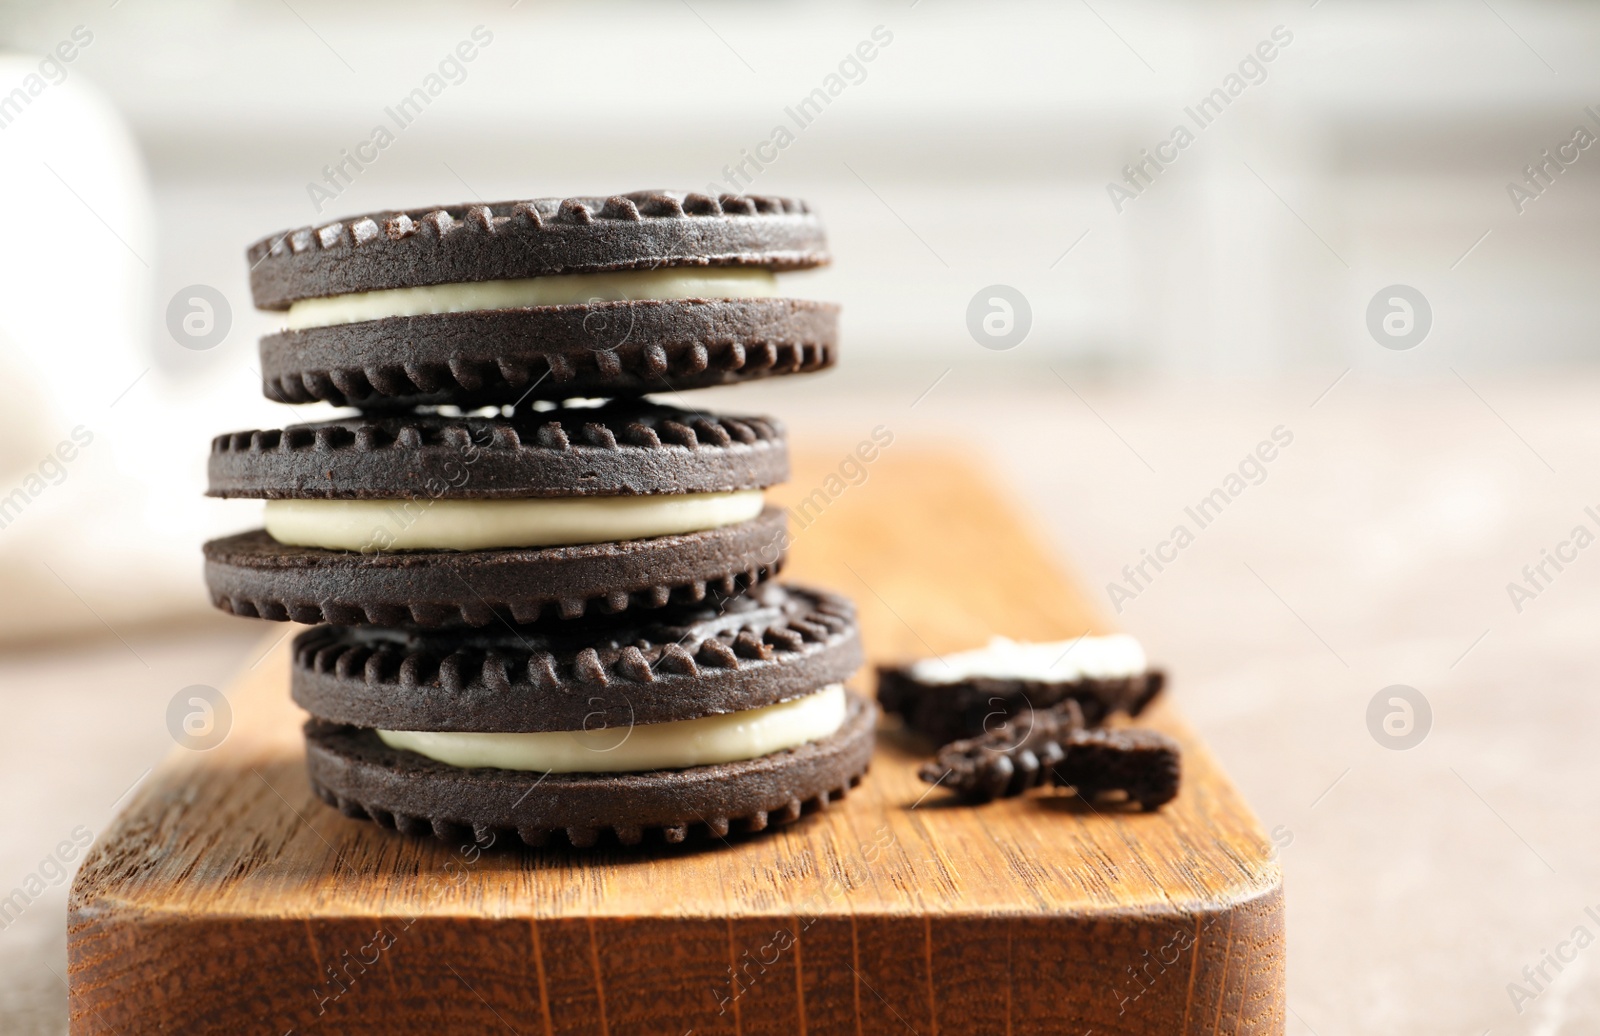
[879,634,1165,745]
[918,699,1181,810]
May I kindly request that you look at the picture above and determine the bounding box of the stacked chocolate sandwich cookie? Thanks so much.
[248,191,835,408]
[205,402,790,626]
[204,192,875,847]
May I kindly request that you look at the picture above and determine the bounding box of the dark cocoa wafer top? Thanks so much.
[876,665,1164,747]
[208,400,785,500]
[247,191,829,310]
[291,583,860,732]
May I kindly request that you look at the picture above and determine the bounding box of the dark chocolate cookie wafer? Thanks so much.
[248,192,828,308]
[919,700,1181,810]
[261,298,838,408]
[291,583,860,731]
[204,508,786,627]
[208,401,786,500]
[878,665,1164,746]
[247,192,835,407]
[304,691,877,848]
[1049,727,1181,810]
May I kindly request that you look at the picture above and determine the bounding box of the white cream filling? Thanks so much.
[377,684,847,773]
[286,268,781,330]
[264,489,764,552]
[910,634,1147,685]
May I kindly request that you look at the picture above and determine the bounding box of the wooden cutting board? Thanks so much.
[68,447,1285,1034]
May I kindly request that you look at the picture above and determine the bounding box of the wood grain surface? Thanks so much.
[68,447,1285,1035]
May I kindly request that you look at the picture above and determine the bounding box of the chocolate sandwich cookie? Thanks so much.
[247,192,838,407]
[297,584,874,847]
[878,634,1165,746]
[203,401,789,627]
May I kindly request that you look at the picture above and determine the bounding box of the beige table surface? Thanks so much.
[4,377,1595,1035]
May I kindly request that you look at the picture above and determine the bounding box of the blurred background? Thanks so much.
[3,1,1599,1032]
